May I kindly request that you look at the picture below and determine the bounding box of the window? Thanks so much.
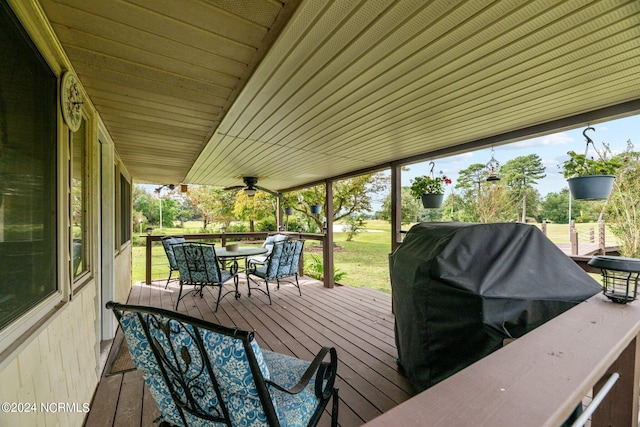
[119,173,131,245]
[0,2,58,330]
[72,120,87,278]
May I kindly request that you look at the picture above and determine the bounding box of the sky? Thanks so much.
[401,114,639,197]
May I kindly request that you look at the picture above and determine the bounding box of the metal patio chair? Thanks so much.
[246,239,305,305]
[246,233,289,266]
[161,235,186,288]
[171,242,239,312]
[106,302,339,427]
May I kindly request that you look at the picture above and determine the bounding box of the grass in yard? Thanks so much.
[333,229,391,292]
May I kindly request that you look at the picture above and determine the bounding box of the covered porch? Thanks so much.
[86,277,411,427]
[1,1,640,426]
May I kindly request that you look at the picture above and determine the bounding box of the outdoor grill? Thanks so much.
[390,222,602,394]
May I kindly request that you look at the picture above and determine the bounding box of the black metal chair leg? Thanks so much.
[165,270,173,289]
[234,275,240,298]
[331,388,339,427]
[295,274,301,296]
[214,285,222,312]
[175,283,183,310]
[264,279,272,305]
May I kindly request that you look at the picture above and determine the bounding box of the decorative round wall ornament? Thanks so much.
[60,71,83,131]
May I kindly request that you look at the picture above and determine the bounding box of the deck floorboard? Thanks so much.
[85,277,411,427]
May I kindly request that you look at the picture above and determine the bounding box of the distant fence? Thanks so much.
[541,220,610,256]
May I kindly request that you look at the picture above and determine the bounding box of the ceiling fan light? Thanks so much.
[244,188,256,197]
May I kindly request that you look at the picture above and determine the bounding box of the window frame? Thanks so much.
[114,160,132,251]
[0,0,94,362]
[71,118,92,287]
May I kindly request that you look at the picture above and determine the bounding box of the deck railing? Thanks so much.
[364,293,640,427]
[144,231,326,285]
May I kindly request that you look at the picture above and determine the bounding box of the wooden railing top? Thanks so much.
[144,231,325,242]
[365,294,640,427]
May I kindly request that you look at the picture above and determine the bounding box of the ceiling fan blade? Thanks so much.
[223,185,244,191]
[255,185,280,197]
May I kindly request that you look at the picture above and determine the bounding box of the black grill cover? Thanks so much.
[390,222,601,394]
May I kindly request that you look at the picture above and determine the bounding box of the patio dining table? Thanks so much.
[216,246,268,274]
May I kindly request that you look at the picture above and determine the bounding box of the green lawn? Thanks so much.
[132,220,607,293]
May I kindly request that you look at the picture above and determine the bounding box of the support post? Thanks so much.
[145,235,152,285]
[276,194,283,231]
[323,179,334,288]
[571,228,579,255]
[391,162,403,252]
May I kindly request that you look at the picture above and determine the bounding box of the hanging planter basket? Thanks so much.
[567,175,615,200]
[284,207,294,216]
[421,194,444,208]
[310,204,322,214]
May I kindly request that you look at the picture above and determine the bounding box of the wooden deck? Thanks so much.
[84,277,412,427]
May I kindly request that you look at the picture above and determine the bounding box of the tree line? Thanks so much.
[133,173,388,234]
[133,150,640,257]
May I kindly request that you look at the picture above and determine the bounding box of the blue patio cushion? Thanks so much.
[266,240,303,279]
[119,312,219,426]
[173,243,225,284]
[262,350,322,426]
[248,234,289,265]
[198,329,274,426]
[120,311,274,426]
[162,236,186,270]
[264,233,288,255]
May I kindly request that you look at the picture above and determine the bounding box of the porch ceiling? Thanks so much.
[40,0,640,191]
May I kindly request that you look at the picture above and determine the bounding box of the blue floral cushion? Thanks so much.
[120,312,222,426]
[173,243,225,284]
[262,350,321,426]
[120,310,322,427]
[199,329,273,426]
[264,240,304,279]
[162,236,186,270]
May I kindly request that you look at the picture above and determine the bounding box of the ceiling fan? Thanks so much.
[224,176,280,197]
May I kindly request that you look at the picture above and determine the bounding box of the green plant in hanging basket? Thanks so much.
[561,150,621,179]
[282,197,293,209]
[560,127,622,201]
[410,173,452,198]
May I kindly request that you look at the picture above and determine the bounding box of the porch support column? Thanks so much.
[323,179,334,288]
[391,162,403,252]
[276,194,283,231]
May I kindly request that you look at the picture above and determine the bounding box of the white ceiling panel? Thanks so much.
[35,0,640,189]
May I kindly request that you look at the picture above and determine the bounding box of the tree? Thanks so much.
[455,163,487,197]
[133,185,178,228]
[606,148,640,257]
[286,173,388,231]
[500,154,546,222]
[233,190,277,232]
[380,187,421,224]
[186,186,238,229]
[540,189,572,223]
[454,163,515,222]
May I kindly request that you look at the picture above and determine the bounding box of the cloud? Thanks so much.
[507,132,574,149]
